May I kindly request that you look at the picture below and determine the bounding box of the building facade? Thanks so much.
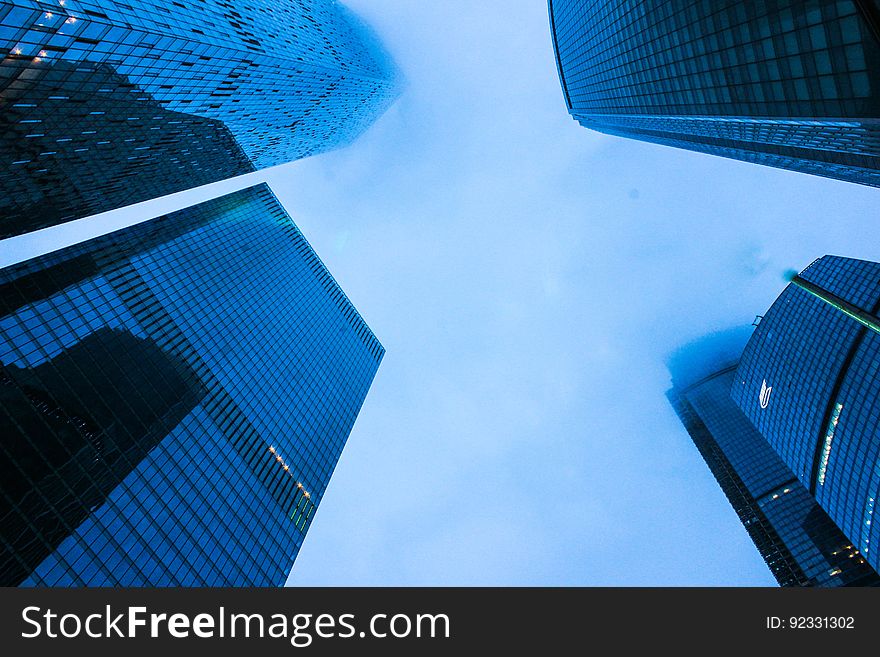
[668,329,879,586]
[0,0,400,237]
[548,0,880,186]
[0,183,384,586]
[732,255,880,575]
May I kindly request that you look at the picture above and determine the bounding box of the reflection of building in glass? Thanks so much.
[548,0,880,186]
[0,328,206,586]
[668,328,879,586]
[1,0,401,236]
[733,255,880,575]
[0,184,384,586]
[1,60,255,237]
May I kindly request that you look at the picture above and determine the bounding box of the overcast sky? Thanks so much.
[278,0,880,586]
[4,0,878,586]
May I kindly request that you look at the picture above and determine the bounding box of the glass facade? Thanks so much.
[733,255,880,574]
[548,0,880,187]
[668,330,878,586]
[0,183,384,586]
[1,0,401,237]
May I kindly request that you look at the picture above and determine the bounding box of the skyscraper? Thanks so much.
[548,0,880,187]
[2,59,256,237]
[0,183,384,586]
[1,0,401,237]
[732,254,880,575]
[668,328,879,586]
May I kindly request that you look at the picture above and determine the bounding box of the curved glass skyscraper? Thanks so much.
[732,255,880,574]
[0,184,384,586]
[668,329,879,586]
[1,0,401,237]
[548,0,880,187]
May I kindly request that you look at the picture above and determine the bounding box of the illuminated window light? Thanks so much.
[862,495,876,556]
[817,403,843,486]
[268,445,314,501]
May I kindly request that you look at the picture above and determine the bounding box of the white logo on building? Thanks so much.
[759,379,773,409]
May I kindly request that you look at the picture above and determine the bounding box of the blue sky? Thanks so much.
[3,0,878,585]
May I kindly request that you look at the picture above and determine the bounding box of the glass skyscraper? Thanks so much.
[548,0,880,187]
[732,255,880,575]
[1,0,401,237]
[668,329,879,586]
[0,183,384,586]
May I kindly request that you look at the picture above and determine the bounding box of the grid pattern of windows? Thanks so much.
[548,0,880,187]
[733,255,880,574]
[668,341,878,586]
[0,0,401,237]
[1,59,256,236]
[0,183,384,586]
